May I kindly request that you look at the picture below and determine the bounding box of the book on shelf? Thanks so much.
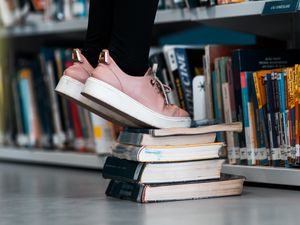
[102,156,225,184]
[232,49,300,167]
[105,174,245,203]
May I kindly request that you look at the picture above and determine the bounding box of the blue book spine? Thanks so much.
[18,78,31,143]
[174,48,194,117]
[240,72,255,166]
[278,72,290,167]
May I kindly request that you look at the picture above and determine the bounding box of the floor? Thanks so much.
[0,162,300,225]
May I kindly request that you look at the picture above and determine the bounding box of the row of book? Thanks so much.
[241,66,300,167]
[0,47,115,154]
[207,48,300,167]
[153,45,300,168]
[102,123,244,202]
[3,43,300,169]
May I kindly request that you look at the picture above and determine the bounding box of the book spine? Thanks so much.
[231,51,247,165]
[277,72,289,167]
[164,48,185,109]
[249,73,267,166]
[240,72,255,166]
[272,73,284,166]
[226,58,241,165]
[253,72,270,166]
[102,157,144,182]
[90,113,114,155]
[193,76,207,121]
[295,65,300,164]
[69,102,85,151]
[105,180,144,203]
[264,74,281,166]
[214,58,225,143]
[203,49,214,121]
[285,68,292,164]
[172,0,186,8]
[174,48,194,116]
[18,72,31,146]
[185,0,200,8]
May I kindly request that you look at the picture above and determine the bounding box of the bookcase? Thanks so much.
[1,1,300,186]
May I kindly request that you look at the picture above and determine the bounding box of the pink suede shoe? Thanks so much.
[55,49,139,127]
[81,49,191,128]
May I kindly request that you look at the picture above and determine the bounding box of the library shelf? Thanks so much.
[1,1,299,39]
[0,147,105,169]
[222,164,300,186]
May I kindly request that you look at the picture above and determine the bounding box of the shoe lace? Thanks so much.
[150,64,171,105]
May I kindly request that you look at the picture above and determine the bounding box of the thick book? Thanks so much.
[102,156,225,184]
[105,174,245,203]
[124,122,242,137]
[112,142,224,162]
[118,131,216,146]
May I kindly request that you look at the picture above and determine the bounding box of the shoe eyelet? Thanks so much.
[150,79,155,86]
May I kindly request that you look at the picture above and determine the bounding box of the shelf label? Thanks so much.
[262,0,300,15]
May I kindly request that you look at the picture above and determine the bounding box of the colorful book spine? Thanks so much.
[250,73,268,166]
[264,74,281,166]
[295,65,300,164]
[240,71,255,166]
[174,48,194,116]
[277,72,289,167]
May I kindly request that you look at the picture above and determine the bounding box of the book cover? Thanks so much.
[163,46,185,109]
[174,47,205,117]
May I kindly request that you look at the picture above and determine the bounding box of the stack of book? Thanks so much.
[102,123,245,203]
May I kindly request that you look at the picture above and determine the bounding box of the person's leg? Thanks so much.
[108,0,159,76]
[82,0,114,67]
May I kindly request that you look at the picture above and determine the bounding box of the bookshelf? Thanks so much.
[1,1,298,40]
[1,1,300,185]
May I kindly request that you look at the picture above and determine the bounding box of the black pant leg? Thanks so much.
[109,0,159,76]
[82,0,114,67]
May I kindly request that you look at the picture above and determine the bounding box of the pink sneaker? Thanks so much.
[81,49,191,128]
[55,49,139,127]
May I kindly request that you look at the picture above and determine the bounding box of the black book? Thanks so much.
[105,174,245,203]
[102,156,225,184]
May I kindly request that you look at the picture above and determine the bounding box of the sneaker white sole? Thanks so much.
[55,75,140,128]
[81,77,192,128]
